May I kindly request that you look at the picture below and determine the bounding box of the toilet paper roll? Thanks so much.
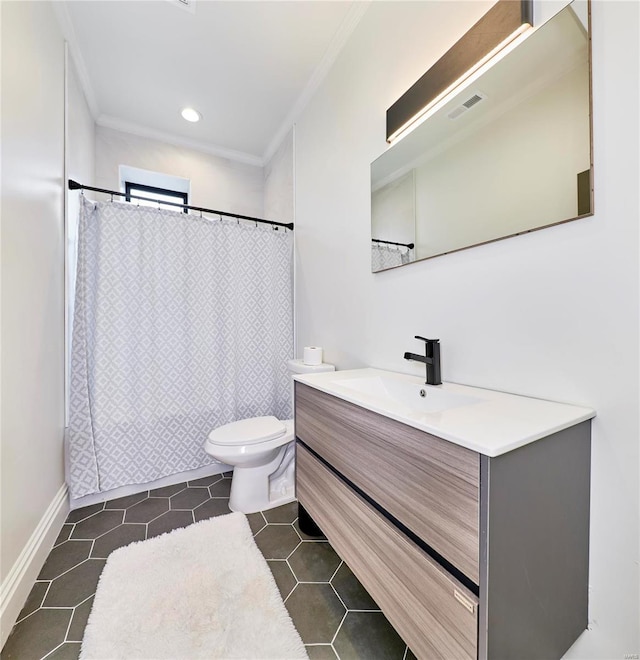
[303,346,323,366]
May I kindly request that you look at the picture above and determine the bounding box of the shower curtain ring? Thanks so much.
[110,193,113,203]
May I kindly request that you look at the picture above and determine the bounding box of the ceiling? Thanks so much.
[57,0,365,165]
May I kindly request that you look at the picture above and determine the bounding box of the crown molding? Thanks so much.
[96,114,264,167]
[52,1,100,119]
[54,0,370,169]
[262,0,371,164]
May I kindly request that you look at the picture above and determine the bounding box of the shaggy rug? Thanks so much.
[80,512,308,659]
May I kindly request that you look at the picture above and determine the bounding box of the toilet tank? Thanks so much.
[287,359,335,376]
[287,359,335,406]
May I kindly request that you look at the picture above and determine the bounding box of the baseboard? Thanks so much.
[0,484,69,648]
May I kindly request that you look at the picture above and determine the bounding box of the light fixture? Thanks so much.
[386,0,534,144]
[181,107,201,123]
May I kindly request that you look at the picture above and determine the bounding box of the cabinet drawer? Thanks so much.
[297,444,478,660]
[295,382,480,583]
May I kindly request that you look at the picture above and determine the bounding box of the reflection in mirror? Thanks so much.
[371,1,592,272]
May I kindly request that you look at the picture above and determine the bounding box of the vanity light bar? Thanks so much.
[386,0,533,144]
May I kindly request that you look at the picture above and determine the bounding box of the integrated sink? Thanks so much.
[293,367,596,456]
[336,374,482,414]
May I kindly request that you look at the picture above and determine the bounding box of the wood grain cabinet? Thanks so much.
[294,382,591,660]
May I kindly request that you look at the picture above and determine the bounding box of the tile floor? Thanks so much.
[2,473,415,660]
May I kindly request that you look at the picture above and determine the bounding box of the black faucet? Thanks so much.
[404,336,442,385]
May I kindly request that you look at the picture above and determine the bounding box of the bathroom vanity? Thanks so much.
[293,369,595,660]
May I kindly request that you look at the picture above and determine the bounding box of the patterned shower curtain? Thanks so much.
[371,243,414,271]
[68,197,293,498]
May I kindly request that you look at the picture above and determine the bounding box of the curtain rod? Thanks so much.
[68,179,294,231]
[372,238,415,249]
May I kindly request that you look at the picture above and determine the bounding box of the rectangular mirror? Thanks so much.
[371,1,592,272]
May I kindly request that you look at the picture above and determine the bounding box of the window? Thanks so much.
[125,182,188,213]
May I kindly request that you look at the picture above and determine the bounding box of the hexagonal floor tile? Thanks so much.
[66,503,105,524]
[38,540,92,580]
[149,482,186,497]
[104,491,148,509]
[285,583,345,644]
[43,559,106,607]
[54,524,73,547]
[193,498,231,521]
[246,512,267,535]
[46,641,83,659]
[289,542,341,582]
[170,487,209,510]
[17,581,48,621]
[263,501,298,524]
[208,479,232,498]
[70,510,124,540]
[147,510,194,538]
[333,611,406,660]
[267,560,297,600]
[67,596,94,642]
[330,562,379,611]
[1,608,72,660]
[90,524,146,558]
[253,524,300,559]
[124,497,169,523]
[188,474,224,487]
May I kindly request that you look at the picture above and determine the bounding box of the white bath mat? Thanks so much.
[80,512,308,659]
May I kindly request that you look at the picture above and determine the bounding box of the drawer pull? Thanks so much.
[454,589,476,614]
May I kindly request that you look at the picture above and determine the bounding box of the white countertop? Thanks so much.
[293,368,595,457]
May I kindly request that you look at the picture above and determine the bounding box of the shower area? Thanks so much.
[65,167,294,506]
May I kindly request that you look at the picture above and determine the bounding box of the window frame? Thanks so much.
[124,181,188,213]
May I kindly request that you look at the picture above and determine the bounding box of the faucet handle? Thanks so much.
[414,335,439,343]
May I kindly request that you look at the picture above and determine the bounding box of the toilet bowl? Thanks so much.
[204,359,334,513]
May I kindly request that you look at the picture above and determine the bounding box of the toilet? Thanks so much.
[204,358,335,514]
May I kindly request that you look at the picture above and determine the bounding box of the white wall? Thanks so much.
[95,126,264,217]
[0,0,69,643]
[67,57,96,190]
[294,1,639,657]
[264,127,294,224]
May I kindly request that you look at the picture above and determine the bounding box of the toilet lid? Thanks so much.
[208,416,287,446]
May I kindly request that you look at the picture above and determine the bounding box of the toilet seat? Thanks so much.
[208,416,287,446]
[205,418,294,465]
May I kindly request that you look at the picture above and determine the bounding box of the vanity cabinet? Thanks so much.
[294,381,591,660]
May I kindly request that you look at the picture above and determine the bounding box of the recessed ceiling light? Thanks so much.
[181,107,201,123]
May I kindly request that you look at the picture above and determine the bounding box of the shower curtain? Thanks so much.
[371,243,413,271]
[68,197,293,498]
